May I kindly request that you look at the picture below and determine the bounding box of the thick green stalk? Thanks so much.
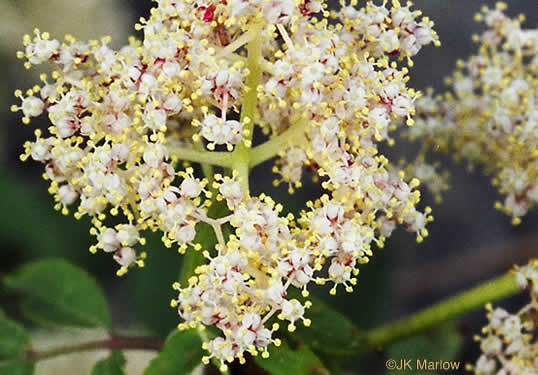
[194,142,217,194]
[249,119,308,167]
[232,23,263,193]
[167,145,234,168]
[364,272,519,349]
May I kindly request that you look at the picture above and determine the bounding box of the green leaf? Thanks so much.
[4,259,112,330]
[0,309,30,358]
[0,360,34,375]
[255,342,329,375]
[287,291,364,356]
[143,330,203,375]
[385,322,463,375]
[91,351,126,375]
[20,298,97,328]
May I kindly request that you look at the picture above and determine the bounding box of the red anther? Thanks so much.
[203,5,216,23]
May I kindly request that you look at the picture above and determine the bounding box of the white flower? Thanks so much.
[280,299,305,323]
[143,143,168,168]
[176,225,196,244]
[180,178,202,198]
[208,337,235,362]
[26,38,60,64]
[113,247,137,267]
[144,105,168,131]
[200,115,244,151]
[163,95,183,114]
[21,96,45,118]
[481,335,503,355]
[116,225,139,247]
[475,355,496,374]
[58,184,79,205]
[99,228,120,253]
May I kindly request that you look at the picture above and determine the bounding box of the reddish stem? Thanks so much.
[25,334,164,361]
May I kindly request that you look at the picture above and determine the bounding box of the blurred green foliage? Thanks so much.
[4,259,112,330]
[91,351,126,375]
[255,342,327,375]
[143,330,202,375]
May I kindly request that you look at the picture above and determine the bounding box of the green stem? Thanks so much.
[195,142,217,194]
[363,272,520,350]
[167,145,233,168]
[232,22,263,193]
[25,335,163,362]
[249,119,309,167]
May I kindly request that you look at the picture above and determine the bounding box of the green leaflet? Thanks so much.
[0,309,30,359]
[143,330,203,375]
[255,342,329,375]
[4,259,112,330]
[0,360,34,375]
[286,291,365,356]
[91,351,126,375]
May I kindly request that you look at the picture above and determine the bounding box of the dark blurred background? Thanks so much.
[1,1,537,374]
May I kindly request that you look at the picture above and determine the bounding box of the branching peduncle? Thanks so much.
[167,145,234,168]
[231,22,263,193]
[250,119,309,167]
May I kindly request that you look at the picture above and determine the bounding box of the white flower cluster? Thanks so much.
[406,2,538,224]
[173,193,293,366]
[470,260,538,375]
[13,0,439,367]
